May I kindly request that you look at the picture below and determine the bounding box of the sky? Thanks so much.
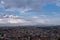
[0,0,60,26]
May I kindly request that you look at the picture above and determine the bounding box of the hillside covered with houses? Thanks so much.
[0,26,60,40]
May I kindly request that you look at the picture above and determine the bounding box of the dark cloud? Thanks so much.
[3,0,50,11]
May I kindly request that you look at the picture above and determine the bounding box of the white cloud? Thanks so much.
[31,16,48,24]
[18,7,32,14]
[0,15,27,24]
[0,15,60,26]
[1,1,5,4]
[8,18,26,24]
[35,19,46,23]
[0,15,49,26]
[32,16,39,19]
[0,14,19,18]
[7,15,19,18]
[0,18,27,24]
[0,18,8,23]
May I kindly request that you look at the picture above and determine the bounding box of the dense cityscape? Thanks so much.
[0,26,60,40]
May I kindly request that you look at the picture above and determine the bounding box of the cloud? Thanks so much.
[0,18,8,23]
[0,15,49,26]
[1,1,5,4]
[55,0,60,7]
[30,16,49,24]
[0,14,60,26]
[8,18,26,23]
[1,0,60,12]
[0,18,28,24]
[0,0,60,26]
[17,7,32,14]
[1,0,49,11]
[31,16,39,19]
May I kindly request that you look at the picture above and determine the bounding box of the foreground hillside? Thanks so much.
[0,26,60,40]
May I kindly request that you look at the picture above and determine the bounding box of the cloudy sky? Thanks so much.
[0,0,60,26]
